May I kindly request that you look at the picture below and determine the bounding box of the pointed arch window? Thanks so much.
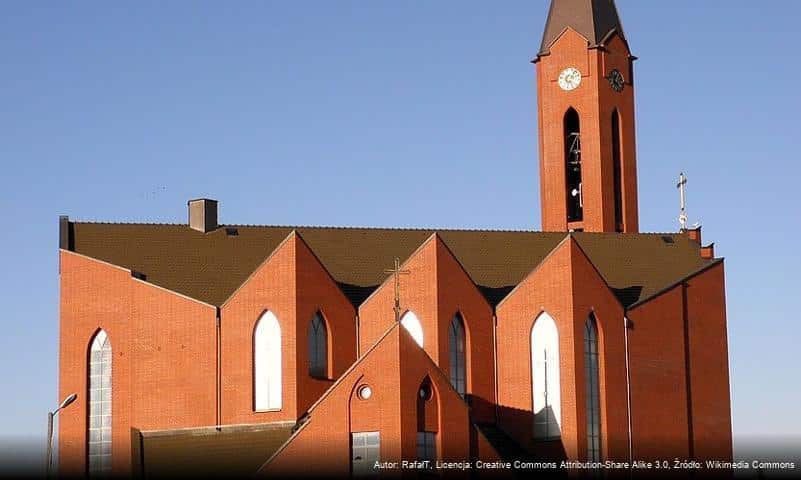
[255,311,282,411]
[88,330,112,476]
[531,312,561,440]
[612,109,623,231]
[448,314,466,397]
[401,311,424,348]
[585,314,602,461]
[416,378,439,463]
[564,108,583,222]
[308,312,328,378]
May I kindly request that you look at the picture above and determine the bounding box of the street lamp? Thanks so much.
[46,393,77,478]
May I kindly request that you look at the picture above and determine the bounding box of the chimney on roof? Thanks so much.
[59,215,71,250]
[700,243,715,260]
[188,198,218,233]
[683,226,702,245]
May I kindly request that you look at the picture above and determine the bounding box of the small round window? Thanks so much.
[357,385,372,400]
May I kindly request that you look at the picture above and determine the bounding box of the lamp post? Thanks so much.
[46,393,77,478]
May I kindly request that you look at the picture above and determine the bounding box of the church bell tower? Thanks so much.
[535,0,639,233]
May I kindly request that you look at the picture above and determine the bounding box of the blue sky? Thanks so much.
[1,0,799,464]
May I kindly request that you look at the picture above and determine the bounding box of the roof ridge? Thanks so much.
[228,224,542,233]
[72,220,548,233]
[71,220,686,236]
[71,220,187,226]
[572,230,687,236]
[69,220,709,310]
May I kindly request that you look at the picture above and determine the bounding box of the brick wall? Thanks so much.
[261,327,478,477]
[684,263,733,460]
[220,232,358,424]
[220,234,299,424]
[59,251,217,476]
[569,241,629,461]
[626,262,732,460]
[496,237,637,461]
[496,238,577,458]
[434,238,496,422]
[294,233,358,413]
[60,233,731,473]
[359,235,496,423]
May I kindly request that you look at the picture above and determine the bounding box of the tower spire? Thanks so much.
[539,0,626,57]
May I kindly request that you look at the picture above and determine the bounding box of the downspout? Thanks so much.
[355,314,360,358]
[492,313,499,424]
[216,306,222,431]
[623,314,633,465]
[681,283,695,459]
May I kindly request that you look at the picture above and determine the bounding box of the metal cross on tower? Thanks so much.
[677,172,688,231]
[383,258,410,324]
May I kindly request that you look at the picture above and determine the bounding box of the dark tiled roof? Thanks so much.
[68,222,712,309]
[572,232,711,307]
[302,228,568,306]
[539,0,625,55]
[437,230,566,305]
[70,223,295,306]
[134,422,294,478]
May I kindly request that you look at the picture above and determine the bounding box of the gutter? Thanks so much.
[623,315,633,465]
[355,314,360,358]
[492,313,499,425]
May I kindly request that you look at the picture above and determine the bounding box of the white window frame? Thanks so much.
[88,330,112,476]
[254,311,282,411]
[531,312,561,440]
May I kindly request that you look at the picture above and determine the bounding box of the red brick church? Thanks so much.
[58,0,732,476]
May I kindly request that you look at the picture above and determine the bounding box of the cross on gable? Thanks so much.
[383,258,410,323]
[677,172,688,230]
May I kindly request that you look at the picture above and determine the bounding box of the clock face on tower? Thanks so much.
[558,67,582,91]
[608,69,625,92]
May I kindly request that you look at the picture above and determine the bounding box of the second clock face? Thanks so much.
[558,67,582,91]
[608,69,625,92]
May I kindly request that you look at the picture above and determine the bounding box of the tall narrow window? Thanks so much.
[88,330,111,476]
[612,110,623,231]
[531,312,561,440]
[448,314,466,397]
[400,311,424,348]
[416,432,437,461]
[585,314,602,461]
[351,431,380,477]
[255,311,282,411]
[308,312,328,378]
[416,378,439,465]
[564,108,583,222]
